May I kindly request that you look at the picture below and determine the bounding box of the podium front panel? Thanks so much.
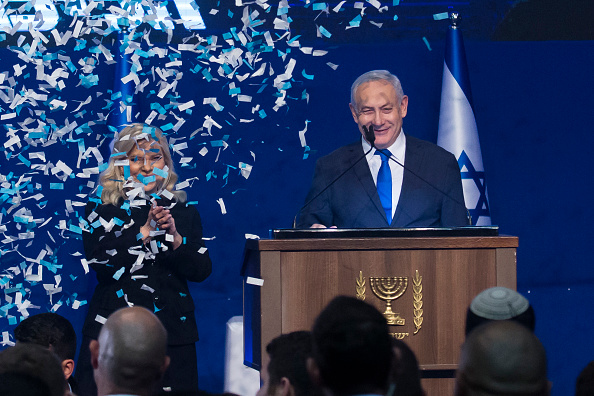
[242,235,517,382]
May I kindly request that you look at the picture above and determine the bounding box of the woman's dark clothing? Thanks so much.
[75,198,212,395]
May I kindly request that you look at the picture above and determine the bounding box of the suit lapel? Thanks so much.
[348,143,388,225]
[392,136,424,226]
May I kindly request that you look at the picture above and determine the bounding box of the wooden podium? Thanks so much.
[242,228,518,395]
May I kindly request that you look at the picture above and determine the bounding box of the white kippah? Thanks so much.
[469,287,529,320]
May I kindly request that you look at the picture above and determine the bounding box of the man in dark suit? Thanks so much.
[297,70,468,228]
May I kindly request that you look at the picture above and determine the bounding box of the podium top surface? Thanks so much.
[242,227,518,253]
[271,226,499,239]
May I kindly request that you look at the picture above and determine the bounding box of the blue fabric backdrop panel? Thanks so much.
[1,34,593,396]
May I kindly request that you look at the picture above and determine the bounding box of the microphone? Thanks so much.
[292,125,376,228]
[363,124,375,147]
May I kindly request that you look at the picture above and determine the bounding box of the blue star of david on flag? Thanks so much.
[437,13,491,226]
[458,150,490,225]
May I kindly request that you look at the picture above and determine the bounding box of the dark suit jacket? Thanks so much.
[81,199,212,345]
[297,136,468,228]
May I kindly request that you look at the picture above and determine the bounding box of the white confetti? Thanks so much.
[246,277,264,286]
[178,100,195,111]
[1,332,16,347]
[239,162,253,179]
[216,198,227,215]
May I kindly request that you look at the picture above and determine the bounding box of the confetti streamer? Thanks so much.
[422,36,432,51]
[216,198,227,214]
[433,12,449,20]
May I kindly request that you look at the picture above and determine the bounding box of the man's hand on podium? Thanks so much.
[311,223,338,229]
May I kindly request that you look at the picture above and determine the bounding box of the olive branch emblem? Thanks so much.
[413,270,423,335]
[356,271,366,300]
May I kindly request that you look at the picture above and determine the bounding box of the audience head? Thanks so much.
[0,342,68,396]
[257,331,322,396]
[389,338,425,396]
[0,372,53,396]
[90,306,170,396]
[14,312,77,379]
[465,287,535,336]
[309,296,393,396]
[576,361,594,396]
[456,320,548,396]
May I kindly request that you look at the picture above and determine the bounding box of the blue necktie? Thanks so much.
[375,150,392,224]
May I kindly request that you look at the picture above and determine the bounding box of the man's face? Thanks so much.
[256,362,286,396]
[350,79,408,150]
[256,363,274,396]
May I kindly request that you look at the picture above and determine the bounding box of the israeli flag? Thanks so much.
[437,15,491,226]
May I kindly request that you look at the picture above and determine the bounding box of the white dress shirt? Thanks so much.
[362,129,406,220]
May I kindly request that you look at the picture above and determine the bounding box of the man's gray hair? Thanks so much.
[350,70,405,112]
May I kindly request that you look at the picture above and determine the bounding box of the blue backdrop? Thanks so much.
[1,2,593,395]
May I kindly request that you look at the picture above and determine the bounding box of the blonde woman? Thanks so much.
[75,124,212,395]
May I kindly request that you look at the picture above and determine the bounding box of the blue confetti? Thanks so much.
[28,131,47,139]
[40,260,60,274]
[422,37,432,51]
[143,175,155,185]
[153,167,168,178]
[79,74,99,88]
[202,68,213,82]
[318,26,332,38]
[302,70,314,80]
[350,15,362,27]
[113,267,125,281]
[433,12,449,21]
[69,225,82,234]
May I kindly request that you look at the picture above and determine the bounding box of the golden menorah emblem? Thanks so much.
[370,277,408,325]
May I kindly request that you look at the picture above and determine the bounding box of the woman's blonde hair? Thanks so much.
[98,123,186,205]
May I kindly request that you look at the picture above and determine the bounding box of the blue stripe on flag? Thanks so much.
[444,26,474,108]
